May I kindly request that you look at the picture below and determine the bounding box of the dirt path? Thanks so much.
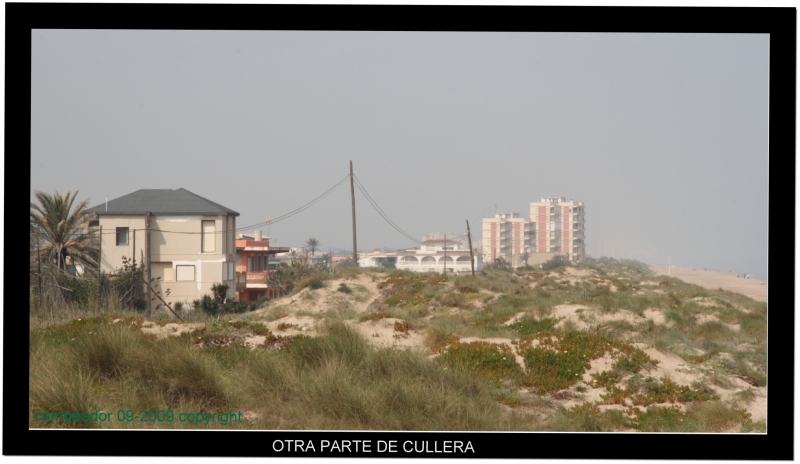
[650,265,767,303]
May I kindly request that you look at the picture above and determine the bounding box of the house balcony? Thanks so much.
[235,271,278,289]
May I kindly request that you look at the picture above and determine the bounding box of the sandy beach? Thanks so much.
[650,265,768,303]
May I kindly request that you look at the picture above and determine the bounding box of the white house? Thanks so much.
[86,188,239,310]
[358,248,398,268]
[395,238,481,274]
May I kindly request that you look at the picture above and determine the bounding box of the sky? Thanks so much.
[30,29,769,279]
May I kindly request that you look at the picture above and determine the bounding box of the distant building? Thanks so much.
[481,197,586,266]
[529,197,585,261]
[396,235,481,274]
[358,248,398,268]
[273,249,327,267]
[234,231,289,301]
[481,212,535,264]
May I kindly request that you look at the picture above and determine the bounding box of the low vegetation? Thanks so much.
[30,257,766,432]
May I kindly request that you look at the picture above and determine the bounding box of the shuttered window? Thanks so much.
[176,265,195,282]
[202,220,215,253]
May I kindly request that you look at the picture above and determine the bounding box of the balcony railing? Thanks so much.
[235,271,276,288]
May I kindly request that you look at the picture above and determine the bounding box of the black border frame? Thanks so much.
[7,3,793,459]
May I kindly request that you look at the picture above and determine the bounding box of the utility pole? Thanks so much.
[145,212,152,319]
[97,226,102,304]
[669,255,671,276]
[466,220,475,277]
[443,234,447,276]
[132,229,136,267]
[350,161,358,268]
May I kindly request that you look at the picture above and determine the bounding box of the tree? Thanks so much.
[305,238,320,255]
[519,251,530,269]
[320,253,331,269]
[30,190,97,273]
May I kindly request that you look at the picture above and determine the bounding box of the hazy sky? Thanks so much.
[30,30,769,278]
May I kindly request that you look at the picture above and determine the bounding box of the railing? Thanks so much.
[235,271,272,288]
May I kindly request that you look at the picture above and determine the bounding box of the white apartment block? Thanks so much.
[482,197,586,265]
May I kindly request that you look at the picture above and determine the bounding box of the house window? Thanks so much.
[176,265,195,282]
[248,255,254,272]
[152,262,174,282]
[116,227,129,246]
[202,220,215,253]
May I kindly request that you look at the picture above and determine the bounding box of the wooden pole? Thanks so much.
[350,161,358,268]
[466,220,475,277]
[145,212,152,318]
[132,229,137,307]
[97,225,102,303]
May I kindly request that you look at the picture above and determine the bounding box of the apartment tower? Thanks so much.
[481,212,535,264]
[529,196,586,261]
[481,197,586,265]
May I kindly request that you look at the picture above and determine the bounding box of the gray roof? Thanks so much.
[86,188,239,216]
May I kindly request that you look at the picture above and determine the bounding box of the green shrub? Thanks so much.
[337,283,353,294]
[309,279,325,290]
[193,285,254,317]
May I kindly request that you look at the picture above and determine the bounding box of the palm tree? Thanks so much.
[305,238,320,256]
[30,190,97,273]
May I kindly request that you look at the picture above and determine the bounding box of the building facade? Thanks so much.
[481,212,535,265]
[481,197,586,266]
[358,248,398,268]
[529,197,586,261]
[234,231,290,301]
[396,237,481,274]
[86,188,240,309]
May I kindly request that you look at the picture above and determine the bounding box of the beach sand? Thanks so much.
[650,265,767,303]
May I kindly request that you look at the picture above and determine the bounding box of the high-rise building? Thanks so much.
[481,197,586,265]
[481,212,534,264]
[529,197,586,261]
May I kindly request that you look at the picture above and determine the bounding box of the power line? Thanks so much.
[352,174,422,245]
[63,174,351,237]
[235,174,351,232]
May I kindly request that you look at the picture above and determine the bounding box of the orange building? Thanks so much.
[235,231,290,301]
